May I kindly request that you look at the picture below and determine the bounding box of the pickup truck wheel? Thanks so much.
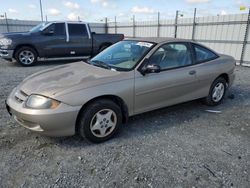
[77,99,122,143]
[15,47,37,66]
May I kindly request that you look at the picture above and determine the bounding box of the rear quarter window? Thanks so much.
[68,24,88,36]
[193,44,218,63]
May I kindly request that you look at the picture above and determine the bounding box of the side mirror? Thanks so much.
[91,32,96,35]
[140,62,161,75]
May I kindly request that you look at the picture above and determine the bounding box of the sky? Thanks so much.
[0,0,249,23]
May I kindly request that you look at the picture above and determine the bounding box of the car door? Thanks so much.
[67,23,92,56]
[134,42,200,114]
[189,43,221,97]
[40,23,68,58]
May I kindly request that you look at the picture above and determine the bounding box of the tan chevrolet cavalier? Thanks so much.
[6,38,235,143]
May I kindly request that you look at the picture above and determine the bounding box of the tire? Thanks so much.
[203,77,227,106]
[15,46,37,66]
[77,99,122,143]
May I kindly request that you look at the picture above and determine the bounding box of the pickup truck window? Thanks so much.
[68,24,87,36]
[45,23,65,36]
[30,22,49,33]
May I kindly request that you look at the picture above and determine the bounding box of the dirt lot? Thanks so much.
[0,59,249,188]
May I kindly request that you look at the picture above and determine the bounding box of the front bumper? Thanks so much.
[6,88,81,137]
[0,49,14,59]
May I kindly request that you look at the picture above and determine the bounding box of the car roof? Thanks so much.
[123,37,219,55]
[45,21,88,25]
[124,37,193,44]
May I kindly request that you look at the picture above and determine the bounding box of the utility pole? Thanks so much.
[39,0,44,22]
[105,17,108,34]
[157,12,160,37]
[5,12,9,32]
[240,7,250,65]
[114,16,117,34]
[133,15,135,38]
[192,8,197,40]
[174,10,179,38]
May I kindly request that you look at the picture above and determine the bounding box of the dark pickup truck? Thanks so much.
[0,22,124,66]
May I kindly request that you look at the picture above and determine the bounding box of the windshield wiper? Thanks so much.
[90,60,111,69]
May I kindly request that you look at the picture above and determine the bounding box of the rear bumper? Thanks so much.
[6,88,81,137]
[0,49,14,59]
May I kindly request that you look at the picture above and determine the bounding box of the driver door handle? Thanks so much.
[189,70,196,75]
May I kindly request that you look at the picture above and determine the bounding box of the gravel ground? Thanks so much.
[0,59,249,188]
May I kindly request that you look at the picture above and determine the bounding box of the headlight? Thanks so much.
[0,38,12,46]
[25,94,60,109]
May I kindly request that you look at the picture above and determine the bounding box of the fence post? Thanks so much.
[240,8,250,65]
[115,16,117,34]
[39,0,44,22]
[5,12,9,32]
[174,10,179,38]
[157,12,160,37]
[133,15,135,38]
[192,8,197,40]
[105,17,108,34]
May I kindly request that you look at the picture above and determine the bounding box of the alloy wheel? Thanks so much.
[90,109,117,138]
[19,50,35,65]
[212,82,225,102]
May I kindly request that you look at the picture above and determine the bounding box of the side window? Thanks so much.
[194,44,218,63]
[148,43,192,70]
[54,23,65,35]
[44,23,65,36]
[68,24,88,36]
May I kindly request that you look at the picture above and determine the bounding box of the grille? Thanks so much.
[14,89,28,103]
[15,96,23,103]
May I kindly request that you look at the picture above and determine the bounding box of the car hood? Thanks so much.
[18,61,125,97]
[0,32,31,39]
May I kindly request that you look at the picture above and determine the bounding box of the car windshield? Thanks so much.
[90,40,155,71]
[29,22,49,33]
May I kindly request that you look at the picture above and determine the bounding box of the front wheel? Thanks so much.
[15,46,37,66]
[77,99,122,143]
[203,77,227,106]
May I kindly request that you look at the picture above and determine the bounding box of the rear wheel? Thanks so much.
[203,77,227,106]
[77,99,122,143]
[15,46,37,66]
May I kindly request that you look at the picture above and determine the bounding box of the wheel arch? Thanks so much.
[14,44,39,58]
[75,95,129,133]
[217,73,229,84]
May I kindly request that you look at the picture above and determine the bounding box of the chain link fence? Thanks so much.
[0,9,250,66]
[107,9,250,66]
